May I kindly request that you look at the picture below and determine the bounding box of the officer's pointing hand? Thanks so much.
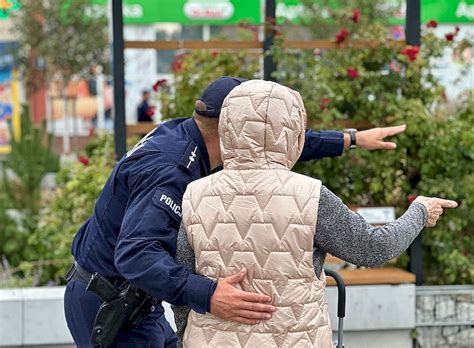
[210,269,275,325]
[351,125,407,150]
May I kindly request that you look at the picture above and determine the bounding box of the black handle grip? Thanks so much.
[324,269,346,318]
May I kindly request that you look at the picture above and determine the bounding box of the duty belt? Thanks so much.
[65,262,158,347]
[66,262,124,288]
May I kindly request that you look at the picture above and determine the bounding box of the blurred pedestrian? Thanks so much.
[137,89,154,122]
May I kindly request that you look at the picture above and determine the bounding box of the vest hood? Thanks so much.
[219,80,307,170]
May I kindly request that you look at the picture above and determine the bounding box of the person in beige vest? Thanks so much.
[175,80,457,347]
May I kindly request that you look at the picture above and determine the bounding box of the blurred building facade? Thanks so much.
[0,0,471,152]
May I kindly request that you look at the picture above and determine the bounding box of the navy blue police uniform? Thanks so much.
[64,77,344,347]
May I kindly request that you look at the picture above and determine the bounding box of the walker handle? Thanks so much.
[324,269,346,318]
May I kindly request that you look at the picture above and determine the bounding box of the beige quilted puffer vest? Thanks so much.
[182,80,332,347]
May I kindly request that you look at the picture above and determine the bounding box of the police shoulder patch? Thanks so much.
[152,189,183,221]
[179,142,200,172]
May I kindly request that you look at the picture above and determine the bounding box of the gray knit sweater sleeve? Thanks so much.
[313,185,428,276]
[172,222,194,348]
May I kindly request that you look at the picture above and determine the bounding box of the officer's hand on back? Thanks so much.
[210,269,276,324]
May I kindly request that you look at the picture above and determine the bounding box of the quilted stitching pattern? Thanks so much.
[183,81,332,348]
[219,80,307,170]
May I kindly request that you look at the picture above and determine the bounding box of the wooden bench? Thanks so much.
[326,268,415,286]
[127,123,156,137]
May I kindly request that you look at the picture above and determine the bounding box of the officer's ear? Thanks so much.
[195,100,207,113]
[193,112,219,138]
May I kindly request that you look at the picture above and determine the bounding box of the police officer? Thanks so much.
[64,77,406,347]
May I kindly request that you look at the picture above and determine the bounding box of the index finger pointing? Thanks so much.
[382,125,407,137]
[434,199,458,208]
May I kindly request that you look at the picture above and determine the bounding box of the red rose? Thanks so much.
[171,53,186,73]
[146,106,155,118]
[426,20,438,28]
[351,9,361,23]
[172,60,182,72]
[445,32,455,41]
[408,194,418,204]
[79,156,90,166]
[347,67,359,79]
[335,28,350,44]
[445,27,460,41]
[152,79,167,92]
[211,50,219,58]
[319,97,331,111]
[401,45,420,61]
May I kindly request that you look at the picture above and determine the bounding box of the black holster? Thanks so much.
[66,263,156,347]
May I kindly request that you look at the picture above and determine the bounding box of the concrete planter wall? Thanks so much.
[415,285,474,348]
[2,283,472,347]
[1,284,417,348]
[0,287,72,347]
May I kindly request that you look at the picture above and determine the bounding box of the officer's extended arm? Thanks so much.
[300,126,406,161]
[299,129,344,161]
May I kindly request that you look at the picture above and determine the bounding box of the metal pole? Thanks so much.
[49,96,56,135]
[406,0,423,286]
[263,0,277,81]
[73,97,79,153]
[63,96,70,154]
[112,0,126,158]
[45,89,51,133]
[96,66,106,131]
[337,317,344,348]
[408,236,423,285]
[405,0,421,45]
[203,25,211,42]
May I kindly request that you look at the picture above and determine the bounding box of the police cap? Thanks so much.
[194,76,248,118]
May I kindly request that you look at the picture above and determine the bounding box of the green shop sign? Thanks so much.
[91,0,261,25]
[89,0,474,25]
[422,0,474,23]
